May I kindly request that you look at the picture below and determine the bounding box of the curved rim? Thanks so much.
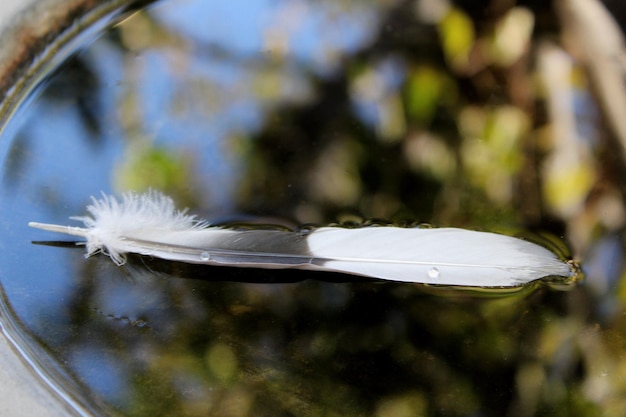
[0,0,154,415]
[0,0,154,133]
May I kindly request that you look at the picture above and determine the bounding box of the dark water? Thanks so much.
[0,1,623,416]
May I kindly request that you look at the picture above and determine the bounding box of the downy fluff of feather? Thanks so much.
[71,191,209,265]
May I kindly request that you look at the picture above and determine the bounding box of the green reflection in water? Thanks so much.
[2,0,625,416]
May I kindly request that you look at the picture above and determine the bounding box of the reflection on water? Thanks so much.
[0,0,625,416]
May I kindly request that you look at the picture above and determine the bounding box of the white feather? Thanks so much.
[28,191,578,287]
[304,227,573,286]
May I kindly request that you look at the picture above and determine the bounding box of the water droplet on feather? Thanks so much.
[428,267,440,279]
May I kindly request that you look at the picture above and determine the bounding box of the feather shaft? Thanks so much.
[28,222,89,238]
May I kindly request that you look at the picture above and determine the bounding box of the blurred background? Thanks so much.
[3,0,626,416]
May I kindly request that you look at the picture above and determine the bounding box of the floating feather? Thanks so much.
[28,191,579,287]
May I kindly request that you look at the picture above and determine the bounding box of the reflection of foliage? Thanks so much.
[114,145,197,206]
[61,255,608,417]
[44,58,103,138]
[234,1,546,227]
[19,0,626,416]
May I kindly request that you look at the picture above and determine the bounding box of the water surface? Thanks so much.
[0,1,623,416]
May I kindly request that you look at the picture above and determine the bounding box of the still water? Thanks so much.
[0,0,623,416]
